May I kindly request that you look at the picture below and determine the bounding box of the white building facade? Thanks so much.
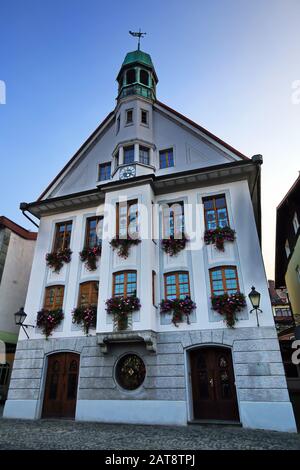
[4,49,297,431]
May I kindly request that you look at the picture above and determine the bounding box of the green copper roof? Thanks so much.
[122,50,154,68]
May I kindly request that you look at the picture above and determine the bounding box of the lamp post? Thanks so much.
[248,286,262,326]
[14,307,34,339]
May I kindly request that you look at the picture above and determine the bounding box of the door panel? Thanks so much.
[42,353,79,419]
[190,347,239,421]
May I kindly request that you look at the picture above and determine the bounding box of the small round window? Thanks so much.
[115,354,146,391]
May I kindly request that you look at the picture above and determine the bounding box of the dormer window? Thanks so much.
[140,69,149,86]
[124,146,135,164]
[126,109,133,125]
[126,69,136,84]
[141,109,149,125]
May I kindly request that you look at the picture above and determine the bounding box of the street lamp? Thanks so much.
[14,307,34,339]
[248,286,262,326]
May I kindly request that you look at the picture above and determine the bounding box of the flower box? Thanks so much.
[211,292,246,327]
[46,248,72,273]
[204,227,235,251]
[160,296,196,327]
[36,308,64,338]
[79,244,102,271]
[161,234,188,256]
[110,237,141,259]
[72,305,97,335]
[105,296,141,331]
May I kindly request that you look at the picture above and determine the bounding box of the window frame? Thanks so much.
[78,281,99,308]
[113,270,137,298]
[203,194,229,230]
[141,109,149,126]
[159,148,174,169]
[209,266,240,296]
[164,271,191,299]
[125,108,133,125]
[162,201,184,238]
[139,145,150,165]
[53,221,72,251]
[123,145,135,165]
[293,212,299,234]
[44,285,65,311]
[84,216,103,249]
[116,199,138,238]
[98,162,111,182]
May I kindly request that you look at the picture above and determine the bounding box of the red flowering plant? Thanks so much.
[161,234,188,256]
[72,305,97,335]
[211,292,246,328]
[36,308,64,339]
[110,236,141,259]
[105,296,141,330]
[204,226,235,251]
[79,244,102,271]
[46,248,72,273]
[160,296,196,327]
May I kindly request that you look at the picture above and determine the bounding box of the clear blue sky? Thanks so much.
[1,0,299,278]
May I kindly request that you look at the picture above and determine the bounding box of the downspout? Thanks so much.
[19,202,39,229]
[250,155,263,246]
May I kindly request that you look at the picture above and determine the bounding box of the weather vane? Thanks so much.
[129,29,146,50]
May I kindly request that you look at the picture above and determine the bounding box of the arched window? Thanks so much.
[140,69,149,86]
[209,266,239,296]
[164,272,190,299]
[126,69,136,84]
[113,271,137,298]
[78,281,99,307]
[44,285,65,310]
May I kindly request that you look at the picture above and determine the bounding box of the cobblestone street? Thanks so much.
[0,417,299,450]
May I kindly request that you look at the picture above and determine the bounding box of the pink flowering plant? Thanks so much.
[72,305,97,335]
[204,227,235,251]
[36,308,64,338]
[211,292,246,328]
[161,234,188,256]
[110,236,141,259]
[46,248,72,273]
[160,296,196,327]
[105,296,141,330]
[79,244,102,271]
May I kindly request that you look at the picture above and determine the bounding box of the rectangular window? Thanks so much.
[141,109,149,125]
[117,199,138,238]
[44,285,65,310]
[164,272,190,300]
[53,221,72,251]
[126,109,133,124]
[78,281,99,307]
[203,194,229,230]
[152,270,156,305]
[159,148,174,169]
[139,146,150,165]
[209,266,239,296]
[85,216,103,248]
[162,201,184,238]
[293,212,299,234]
[274,307,292,318]
[98,162,111,181]
[124,145,135,164]
[113,271,137,298]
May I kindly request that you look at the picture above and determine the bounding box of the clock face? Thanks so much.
[119,166,136,180]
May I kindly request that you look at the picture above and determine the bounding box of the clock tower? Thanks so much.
[110,48,158,181]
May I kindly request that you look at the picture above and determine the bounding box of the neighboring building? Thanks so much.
[4,47,297,432]
[268,280,294,334]
[0,216,37,402]
[275,173,300,326]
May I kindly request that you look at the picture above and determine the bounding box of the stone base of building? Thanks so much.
[3,327,297,432]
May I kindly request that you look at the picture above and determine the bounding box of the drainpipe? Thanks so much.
[19,202,39,229]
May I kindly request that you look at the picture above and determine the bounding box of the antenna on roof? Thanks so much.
[129,29,146,50]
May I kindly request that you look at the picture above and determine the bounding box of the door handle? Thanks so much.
[209,377,214,388]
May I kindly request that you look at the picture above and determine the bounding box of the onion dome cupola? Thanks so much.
[116,49,158,102]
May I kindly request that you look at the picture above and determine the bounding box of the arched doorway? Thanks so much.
[42,352,80,419]
[190,346,239,422]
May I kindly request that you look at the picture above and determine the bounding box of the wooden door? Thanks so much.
[42,353,79,419]
[190,347,239,421]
